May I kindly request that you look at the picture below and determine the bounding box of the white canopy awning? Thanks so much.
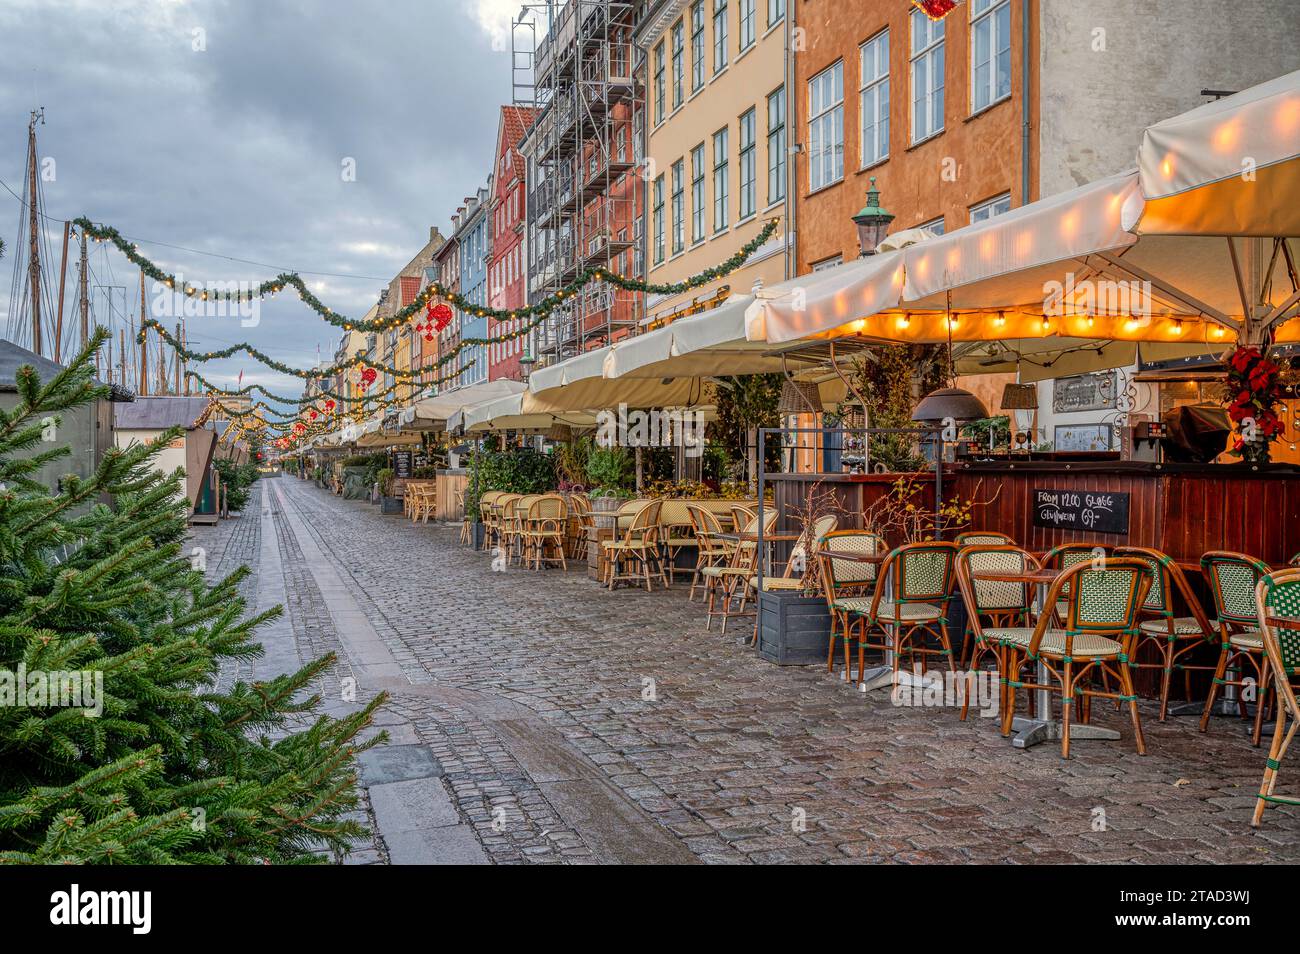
[454,391,599,433]
[410,379,526,423]
[744,250,906,345]
[1133,69,1300,236]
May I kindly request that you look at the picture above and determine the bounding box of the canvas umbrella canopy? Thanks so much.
[408,379,527,427]
[1132,68,1300,237]
[453,391,599,433]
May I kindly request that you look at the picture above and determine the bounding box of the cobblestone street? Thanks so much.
[192,476,1300,865]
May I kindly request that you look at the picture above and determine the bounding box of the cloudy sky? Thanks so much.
[0,0,520,399]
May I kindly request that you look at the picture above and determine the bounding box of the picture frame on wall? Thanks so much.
[1053,423,1114,452]
[1052,370,1117,413]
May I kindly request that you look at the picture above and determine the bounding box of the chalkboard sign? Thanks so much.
[392,451,412,479]
[1032,488,1130,535]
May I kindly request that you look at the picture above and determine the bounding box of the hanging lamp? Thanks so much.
[911,292,989,424]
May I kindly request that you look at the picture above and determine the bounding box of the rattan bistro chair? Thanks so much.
[855,542,961,686]
[602,499,665,591]
[1289,552,1300,568]
[955,531,1016,547]
[1002,559,1153,759]
[566,494,594,559]
[1199,550,1273,746]
[685,504,733,602]
[522,495,569,570]
[478,491,504,550]
[955,545,1038,723]
[1043,542,1110,620]
[817,530,888,680]
[700,508,777,634]
[1115,546,1218,721]
[1252,569,1300,826]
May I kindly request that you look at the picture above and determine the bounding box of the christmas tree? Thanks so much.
[0,329,386,863]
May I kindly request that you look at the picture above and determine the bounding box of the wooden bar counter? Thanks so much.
[769,460,1300,567]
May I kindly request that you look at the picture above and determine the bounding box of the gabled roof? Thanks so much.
[114,396,212,430]
[497,105,538,183]
[0,338,68,391]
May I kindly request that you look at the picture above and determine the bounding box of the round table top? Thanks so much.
[813,549,887,564]
[970,567,1061,585]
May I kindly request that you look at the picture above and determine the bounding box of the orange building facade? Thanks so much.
[792,0,1037,272]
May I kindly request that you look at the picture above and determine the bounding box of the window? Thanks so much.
[971,0,1011,112]
[691,142,706,243]
[811,254,842,272]
[653,175,665,264]
[917,216,945,235]
[768,0,785,28]
[654,41,665,124]
[910,8,944,143]
[859,30,889,167]
[713,0,728,74]
[738,108,756,219]
[739,0,755,51]
[969,192,1011,223]
[807,61,844,191]
[690,2,705,92]
[712,127,729,232]
[766,85,785,204]
[671,19,685,109]
[671,159,685,254]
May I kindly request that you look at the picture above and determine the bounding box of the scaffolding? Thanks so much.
[516,0,643,365]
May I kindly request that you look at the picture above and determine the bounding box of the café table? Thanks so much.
[970,565,1123,751]
[719,531,803,577]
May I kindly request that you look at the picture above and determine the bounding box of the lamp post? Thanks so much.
[852,177,895,257]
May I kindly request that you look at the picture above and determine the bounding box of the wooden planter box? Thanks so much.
[757,589,833,666]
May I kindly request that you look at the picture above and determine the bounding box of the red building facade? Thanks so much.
[487,106,537,381]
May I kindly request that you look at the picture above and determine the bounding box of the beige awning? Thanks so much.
[410,379,526,423]
[456,391,600,433]
[1133,69,1300,236]
[744,250,906,345]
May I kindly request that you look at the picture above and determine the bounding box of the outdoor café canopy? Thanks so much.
[1132,68,1300,236]
[453,391,599,433]
[746,72,1300,360]
[408,379,526,427]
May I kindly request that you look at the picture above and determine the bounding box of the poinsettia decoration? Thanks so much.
[911,0,958,21]
[1224,345,1284,464]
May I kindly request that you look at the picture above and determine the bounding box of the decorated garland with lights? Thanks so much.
[187,363,470,408]
[78,215,780,333]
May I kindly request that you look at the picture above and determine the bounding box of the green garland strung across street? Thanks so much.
[78,215,780,334]
[186,361,470,408]
[142,305,547,380]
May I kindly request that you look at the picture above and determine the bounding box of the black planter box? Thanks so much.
[380,496,404,515]
[472,521,486,550]
[758,589,833,665]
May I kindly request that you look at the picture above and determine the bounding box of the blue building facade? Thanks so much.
[457,184,491,386]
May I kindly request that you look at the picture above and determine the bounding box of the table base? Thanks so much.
[1010,716,1121,749]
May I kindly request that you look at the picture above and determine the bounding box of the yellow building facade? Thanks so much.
[636,0,792,327]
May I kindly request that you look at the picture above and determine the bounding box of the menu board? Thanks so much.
[1032,488,1130,535]
[392,451,412,479]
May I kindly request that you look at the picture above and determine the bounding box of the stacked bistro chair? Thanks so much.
[602,499,665,591]
[656,500,699,586]
[853,542,961,686]
[745,514,840,646]
[1252,569,1300,827]
[491,492,521,555]
[817,530,888,680]
[521,494,569,570]
[955,531,1016,546]
[700,508,777,634]
[954,545,1038,722]
[502,494,539,566]
[1199,550,1273,745]
[409,482,437,524]
[478,491,504,550]
[457,489,472,546]
[685,504,735,602]
[566,494,594,560]
[1115,546,1218,721]
[1001,558,1153,759]
[1290,552,1300,568]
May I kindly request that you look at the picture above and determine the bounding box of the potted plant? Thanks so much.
[377,467,403,514]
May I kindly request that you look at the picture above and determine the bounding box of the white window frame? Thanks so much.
[653,174,665,264]
[671,158,686,254]
[969,191,1011,223]
[738,108,756,219]
[739,0,755,52]
[767,0,784,28]
[917,216,945,235]
[766,85,785,205]
[712,126,729,232]
[970,0,1011,114]
[690,2,705,92]
[807,60,844,192]
[909,9,945,145]
[654,40,666,125]
[713,0,729,74]
[690,142,706,243]
[671,19,685,110]
[859,29,889,168]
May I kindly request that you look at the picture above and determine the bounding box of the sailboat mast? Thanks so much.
[26,109,44,356]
